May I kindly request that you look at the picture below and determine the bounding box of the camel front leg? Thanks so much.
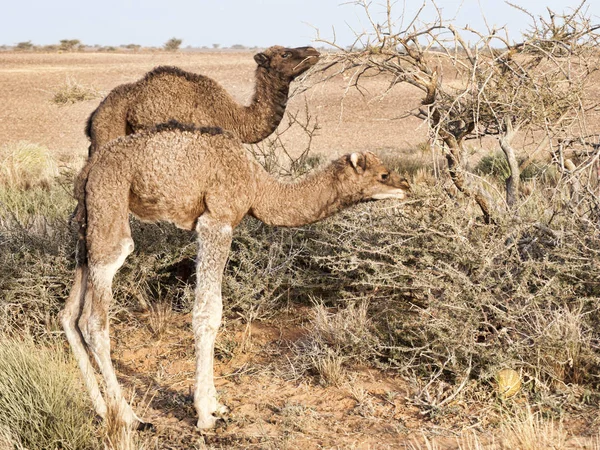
[193,215,232,429]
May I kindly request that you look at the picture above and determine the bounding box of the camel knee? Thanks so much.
[122,237,134,256]
[90,237,134,275]
[60,266,88,330]
[77,305,109,350]
[59,307,77,332]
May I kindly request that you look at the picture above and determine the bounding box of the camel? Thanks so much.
[60,121,410,430]
[85,46,320,155]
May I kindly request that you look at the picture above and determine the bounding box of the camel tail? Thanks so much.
[72,162,93,266]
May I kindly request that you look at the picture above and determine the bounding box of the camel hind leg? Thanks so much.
[59,263,107,419]
[77,232,143,427]
[71,186,145,427]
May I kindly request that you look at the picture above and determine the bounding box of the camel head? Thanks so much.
[254,46,320,81]
[342,151,411,201]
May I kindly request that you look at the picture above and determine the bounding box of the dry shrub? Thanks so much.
[206,171,599,414]
[0,182,75,338]
[407,408,570,449]
[0,141,58,189]
[289,301,378,384]
[0,338,99,449]
[408,432,489,450]
[52,78,100,105]
[109,173,600,412]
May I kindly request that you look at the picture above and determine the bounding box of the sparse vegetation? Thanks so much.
[163,37,183,52]
[52,78,100,105]
[1,140,599,446]
[59,39,82,52]
[15,41,34,51]
[123,44,141,52]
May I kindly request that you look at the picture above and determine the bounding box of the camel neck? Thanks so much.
[250,165,361,227]
[235,68,289,144]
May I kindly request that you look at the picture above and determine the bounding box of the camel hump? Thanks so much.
[144,65,213,85]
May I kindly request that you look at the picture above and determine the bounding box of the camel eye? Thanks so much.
[282,52,292,58]
[381,173,389,181]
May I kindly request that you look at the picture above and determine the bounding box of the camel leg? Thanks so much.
[60,264,107,418]
[78,236,142,427]
[193,215,232,429]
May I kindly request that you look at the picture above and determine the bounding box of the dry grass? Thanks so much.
[52,77,100,105]
[0,338,99,450]
[407,406,581,449]
[288,301,377,385]
[103,402,145,450]
[147,301,173,339]
[408,432,488,450]
[0,141,58,189]
[499,406,568,450]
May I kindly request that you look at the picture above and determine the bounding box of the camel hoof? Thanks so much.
[196,414,227,430]
[214,403,229,416]
[136,421,155,432]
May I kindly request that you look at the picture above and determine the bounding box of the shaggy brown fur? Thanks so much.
[61,121,410,430]
[86,46,320,155]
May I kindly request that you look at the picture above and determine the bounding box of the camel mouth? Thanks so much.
[371,189,408,200]
[293,55,320,74]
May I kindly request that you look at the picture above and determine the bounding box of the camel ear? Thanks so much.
[254,52,270,68]
[349,152,366,174]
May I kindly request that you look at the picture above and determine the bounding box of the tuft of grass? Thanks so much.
[311,347,346,387]
[0,180,75,339]
[52,78,100,105]
[103,401,143,450]
[147,301,173,339]
[0,338,100,450]
[408,406,571,449]
[408,431,489,449]
[289,301,377,385]
[500,406,568,450]
[0,141,58,190]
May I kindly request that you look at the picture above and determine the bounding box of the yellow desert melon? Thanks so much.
[496,368,521,399]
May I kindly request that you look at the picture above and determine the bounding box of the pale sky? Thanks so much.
[2,0,598,49]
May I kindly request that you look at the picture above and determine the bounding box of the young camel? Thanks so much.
[60,121,410,430]
[86,46,320,155]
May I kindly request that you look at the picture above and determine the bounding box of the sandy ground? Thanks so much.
[110,309,431,449]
